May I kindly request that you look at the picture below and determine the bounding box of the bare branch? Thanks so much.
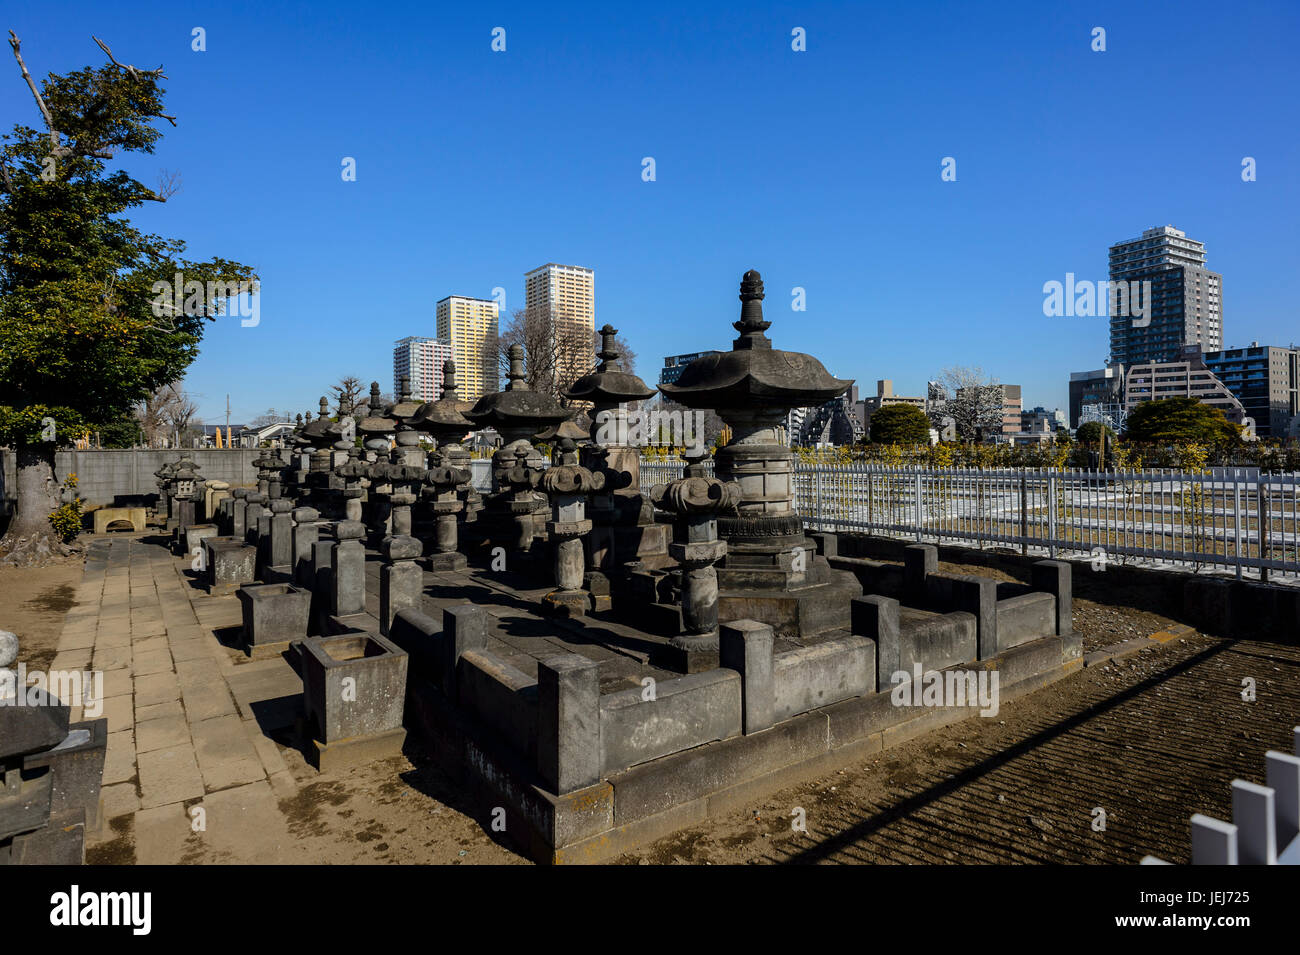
[92,36,166,80]
[8,31,58,150]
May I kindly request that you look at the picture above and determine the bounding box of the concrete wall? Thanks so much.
[0,449,261,509]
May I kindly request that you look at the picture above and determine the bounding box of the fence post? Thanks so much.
[1047,472,1057,559]
[1259,480,1270,584]
[1233,479,1243,579]
[1019,475,1028,555]
[914,471,923,542]
[815,466,823,532]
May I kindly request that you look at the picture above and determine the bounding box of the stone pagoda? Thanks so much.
[464,343,571,557]
[563,324,669,601]
[658,269,862,638]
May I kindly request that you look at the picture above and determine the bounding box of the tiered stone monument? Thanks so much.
[650,452,742,670]
[538,438,605,616]
[659,270,863,638]
[407,359,476,569]
[464,343,571,561]
[564,323,669,605]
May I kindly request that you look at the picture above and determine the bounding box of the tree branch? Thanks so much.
[92,36,166,80]
[8,31,58,150]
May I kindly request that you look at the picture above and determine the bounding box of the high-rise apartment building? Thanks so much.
[435,296,499,404]
[524,263,596,390]
[1108,225,1222,366]
[393,337,454,403]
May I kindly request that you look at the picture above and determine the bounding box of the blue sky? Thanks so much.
[5,0,1297,424]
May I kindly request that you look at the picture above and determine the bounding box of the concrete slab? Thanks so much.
[137,746,204,809]
[190,715,265,792]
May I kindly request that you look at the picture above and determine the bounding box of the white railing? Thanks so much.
[640,460,1300,580]
[1143,726,1300,865]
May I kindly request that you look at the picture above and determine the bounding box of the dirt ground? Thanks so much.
[0,556,83,672]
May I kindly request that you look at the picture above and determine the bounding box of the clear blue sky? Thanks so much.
[6,0,1297,424]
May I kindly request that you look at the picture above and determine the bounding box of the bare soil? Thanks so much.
[0,556,83,671]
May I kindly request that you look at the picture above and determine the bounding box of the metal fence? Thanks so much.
[640,460,1300,580]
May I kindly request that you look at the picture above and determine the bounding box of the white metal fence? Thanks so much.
[640,460,1300,580]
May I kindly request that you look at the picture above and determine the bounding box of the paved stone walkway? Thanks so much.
[59,537,304,862]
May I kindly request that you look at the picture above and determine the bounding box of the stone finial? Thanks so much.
[734,269,771,346]
[318,396,329,418]
[296,413,303,427]
[399,375,411,403]
[441,360,458,400]
[506,344,528,391]
[304,411,313,424]
[597,324,622,372]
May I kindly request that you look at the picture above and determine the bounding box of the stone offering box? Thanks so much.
[206,538,257,596]
[296,631,409,772]
[238,583,312,657]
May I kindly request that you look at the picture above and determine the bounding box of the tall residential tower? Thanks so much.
[1108,225,1222,366]
[524,263,595,390]
[393,336,454,403]
[435,295,500,403]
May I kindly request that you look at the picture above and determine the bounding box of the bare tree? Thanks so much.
[330,376,365,416]
[927,366,1005,443]
[497,306,637,405]
[135,382,199,447]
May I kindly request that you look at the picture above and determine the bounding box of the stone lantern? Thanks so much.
[168,453,204,532]
[420,449,470,571]
[651,452,742,670]
[563,323,667,596]
[153,460,175,519]
[539,439,605,616]
[464,344,572,554]
[658,270,862,638]
[405,359,480,540]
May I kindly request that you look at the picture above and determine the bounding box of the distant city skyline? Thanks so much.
[13,1,1292,425]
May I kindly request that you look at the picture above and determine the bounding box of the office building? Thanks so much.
[1122,348,1245,424]
[1203,343,1300,439]
[1108,225,1222,366]
[659,351,724,386]
[1068,367,1125,430]
[435,296,499,403]
[393,336,454,403]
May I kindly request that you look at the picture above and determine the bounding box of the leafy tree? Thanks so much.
[869,403,932,444]
[0,33,255,557]
[95,413,143,448]
[1075,421,1115,445]
[1122,398,1239,445]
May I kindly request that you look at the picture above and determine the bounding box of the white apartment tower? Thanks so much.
[435,295,500,403]
[524,263,596,390]
[393,336,454,403]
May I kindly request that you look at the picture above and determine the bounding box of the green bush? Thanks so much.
[47,474,83,543]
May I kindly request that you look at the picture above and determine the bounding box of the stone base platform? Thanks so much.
[306,727,407,773]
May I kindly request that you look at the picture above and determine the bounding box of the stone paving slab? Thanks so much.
[191,715,266,792]
[137,746,205,809]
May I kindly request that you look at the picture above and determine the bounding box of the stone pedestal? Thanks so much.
[379,535,423,637]
[331,520,367,617]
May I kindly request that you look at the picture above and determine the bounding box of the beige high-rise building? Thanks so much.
[435,295,499,403]
[524,263,595,391]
